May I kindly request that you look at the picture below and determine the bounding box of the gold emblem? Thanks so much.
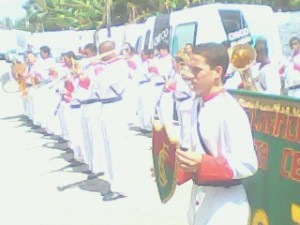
[158,143,169,187]
[252,209,269,225]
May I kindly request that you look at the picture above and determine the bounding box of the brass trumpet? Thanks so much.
[82,45,131,65]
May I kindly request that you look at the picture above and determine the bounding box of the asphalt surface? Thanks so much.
[0,62,192,225]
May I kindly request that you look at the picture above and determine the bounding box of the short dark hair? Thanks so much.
[142,48,154,56]
[84,43,97,54]
[40,46,51,55]
[192,42,229,76]
[62,51,77,60]
[156,41,169,51]
[254,37,268,48]
[255,37,269,56]
[289,36,300,48]
[174,55,184,64]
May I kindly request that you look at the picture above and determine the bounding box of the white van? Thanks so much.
[95,3,282,65]
[138,3,282,63]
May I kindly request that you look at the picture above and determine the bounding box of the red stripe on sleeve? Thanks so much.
[79,77,90,89]
[65,80,74,93]
[149,66,159,75]
[177,167,193,185]
[195,155,233,182]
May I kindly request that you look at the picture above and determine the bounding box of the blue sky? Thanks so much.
[0,0,26,21]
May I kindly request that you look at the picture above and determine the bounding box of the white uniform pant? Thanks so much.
[101,100,130,193]
[22,95,30,118]
[42,89,61,135]
[122,78,139,124]
[136,82,156,131]
[156,92,174,127]
[28,88,41,126]
[64,105,87,163]
[188,184,250,225]
[81,103,105,173]
[27,89,34,121]
[58,103,69,141]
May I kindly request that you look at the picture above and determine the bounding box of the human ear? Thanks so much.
[213,66,223,78]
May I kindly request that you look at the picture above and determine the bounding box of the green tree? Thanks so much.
[22,0,106,31]
[15,0,300,31]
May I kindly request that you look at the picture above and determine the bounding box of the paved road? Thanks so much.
[0,70,192,225]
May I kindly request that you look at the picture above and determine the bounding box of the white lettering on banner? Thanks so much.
[154,28,170,46]
[228,28,250,41]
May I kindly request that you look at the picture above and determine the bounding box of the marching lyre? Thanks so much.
[11,62,28,95]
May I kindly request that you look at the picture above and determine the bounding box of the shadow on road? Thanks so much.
[57,177,110,195]
[2,112,112,197]
[0,114,26,120]
[128,124,152,138]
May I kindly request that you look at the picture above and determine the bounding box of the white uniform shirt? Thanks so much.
[173,70,194,110]
[191,92,258,179]
[258,63,281,95]
[151,54,173,84]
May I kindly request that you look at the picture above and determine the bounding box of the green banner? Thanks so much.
[231,89,300,225]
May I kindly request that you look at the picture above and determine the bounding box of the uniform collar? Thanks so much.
[203,89,226,102]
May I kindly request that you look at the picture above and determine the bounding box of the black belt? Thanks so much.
[155,82,165,87]
[101,96,122,104]
[71,96,122,108]
[175,96,191,102]
[289,84,300,90]
[193,179,242,188]
[70,104,81,109]
[80,99,99,105]
[139,79,151,85]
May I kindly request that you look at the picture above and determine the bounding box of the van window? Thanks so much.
[171,23,196,56]
[144,30,151,50]
[219,10,246,33]
[135,36,143,54]
[219,10,252,45]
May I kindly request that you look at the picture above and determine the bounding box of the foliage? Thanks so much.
[20,0,105,32]
[12,0,300,31]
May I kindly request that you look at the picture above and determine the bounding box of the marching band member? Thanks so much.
[285,36,300,97]
[173,55,195,150]
[253,37,281,95]
[82,40,130,201]
[122,42,142,124]
[136,49,155,131]
[37,46,63,136]
[65,49,94,164]
[55,51,89,163]
[26,51,51,126]
[176,43,258,225]
[150,42,175,128]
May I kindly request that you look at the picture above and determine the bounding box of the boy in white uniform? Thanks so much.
[253,37,281,95]
[285,37,300,97]
[176,43,258,225]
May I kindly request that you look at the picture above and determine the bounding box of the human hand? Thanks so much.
[150,167,156,182]
[175,149,202,173]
